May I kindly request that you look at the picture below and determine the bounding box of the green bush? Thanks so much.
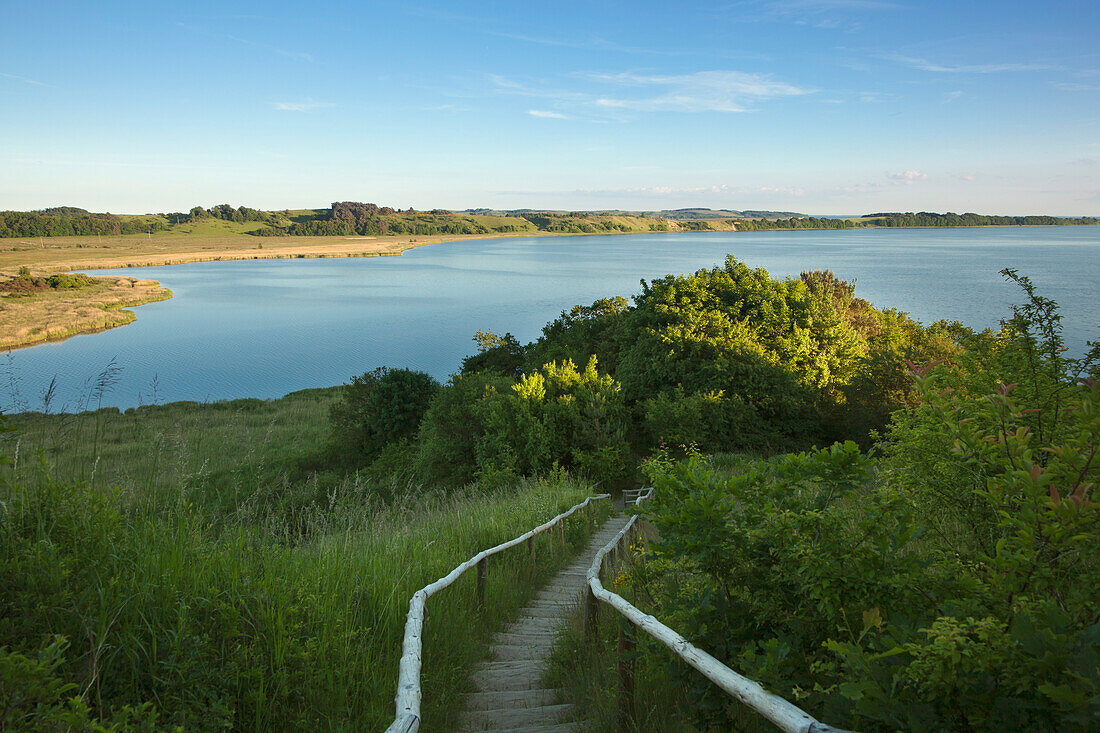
[45,273,97,289]
[416,357,631,488]
[329,367,439,467]
[632,273,1099,731]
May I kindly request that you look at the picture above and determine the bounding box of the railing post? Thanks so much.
[476,557,487,608]
[618,619,636,730]
[584,584,598,641]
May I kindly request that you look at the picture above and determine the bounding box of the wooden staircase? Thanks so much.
[455,514,631,732]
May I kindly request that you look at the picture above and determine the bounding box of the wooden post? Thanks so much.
[584,585,598,641]
[476,557,487,608]
[618,620,636,730]
[527,534,535,565]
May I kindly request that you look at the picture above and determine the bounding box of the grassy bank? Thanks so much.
[0,274,171,350]
[0,231,457,274]
[0,389,614,730]
[6,387,341,516]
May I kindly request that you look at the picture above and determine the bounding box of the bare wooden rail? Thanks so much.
[384,493,612,733]
[586,489,854,733]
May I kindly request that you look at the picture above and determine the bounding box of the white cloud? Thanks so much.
[886,54,1057,74]
[585,70,811,112]
[733,0,900,32]
[527,109,568,119]
[274,100,334,112]
[1053,81,1100,92]
[0,71,46,86]
[888,170,928,183]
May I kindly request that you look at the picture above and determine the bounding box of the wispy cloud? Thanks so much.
[0,71,47,86]
[955,173,977,181]
[274,99,334,112]
[586,70,811,112]
[731,0,900,31]
[528,109,568,119]
[487,74,587,102]
[177,23,314,62]
[886,53,1058,73]
[483,29,768,62]
[1053,81,1100,92]
[424,103,470,112]
[888,170,927,183]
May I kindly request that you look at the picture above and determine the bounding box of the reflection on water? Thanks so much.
[5,226,1098,411]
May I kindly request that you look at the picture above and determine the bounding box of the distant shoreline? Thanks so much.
[5,220,1097,277]
[2,223,1096,351]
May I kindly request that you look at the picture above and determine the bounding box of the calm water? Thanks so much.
[6,227,1098,411]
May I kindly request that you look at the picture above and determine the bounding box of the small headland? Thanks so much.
[0,268,171,351]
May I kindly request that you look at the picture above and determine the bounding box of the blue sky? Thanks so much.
[1,0,1097,215]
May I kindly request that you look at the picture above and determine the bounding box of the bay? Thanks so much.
[5,226,1098,412]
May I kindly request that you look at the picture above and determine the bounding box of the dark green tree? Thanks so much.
[329,367,440,466]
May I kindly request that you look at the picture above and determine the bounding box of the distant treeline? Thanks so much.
[0,203,280,238]
[253,201,535,237]
[727,212,1098,232]
[0,209,168,238]
[516,212,666,233]
[3,203,1096,238]
[175,204,278,225]
[735,216,856,231]
[251,203,665,237]
[860,211,1099,227]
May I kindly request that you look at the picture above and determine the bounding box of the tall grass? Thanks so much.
[7,387,340,520]
[0,389,613,730]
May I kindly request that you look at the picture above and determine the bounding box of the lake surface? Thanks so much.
[6,227,1098,412]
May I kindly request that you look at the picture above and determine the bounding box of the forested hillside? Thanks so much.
[3,203,1095,238]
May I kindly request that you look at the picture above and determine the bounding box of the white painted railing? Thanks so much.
[384,493,612,733]
[585,489,855,733]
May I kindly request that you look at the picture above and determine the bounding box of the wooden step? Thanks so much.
[458,703,574,731]
[463,688,559,711]
[457,513,631,728]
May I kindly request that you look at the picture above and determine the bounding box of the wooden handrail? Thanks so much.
[586,489,854,733]
[383,493,612,733]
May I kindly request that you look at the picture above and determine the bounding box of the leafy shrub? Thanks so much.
[524,257,946,453]
[0,637,171,732]
[329,367,440,467]
[460,329,526,378]
[416,357,631,488]
[633,273,1099,731]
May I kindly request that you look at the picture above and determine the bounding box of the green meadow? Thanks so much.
[1,387,612,731]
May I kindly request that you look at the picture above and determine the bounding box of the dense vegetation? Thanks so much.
[608,273,1099,731]
[252,201,536,237]
[733,215,858,230]
[1,267,97,295]
[862,211,1100,227]
[0,389,612,730]
[0,209,168,237]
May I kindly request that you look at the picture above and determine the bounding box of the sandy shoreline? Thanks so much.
[0,231,536,274]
